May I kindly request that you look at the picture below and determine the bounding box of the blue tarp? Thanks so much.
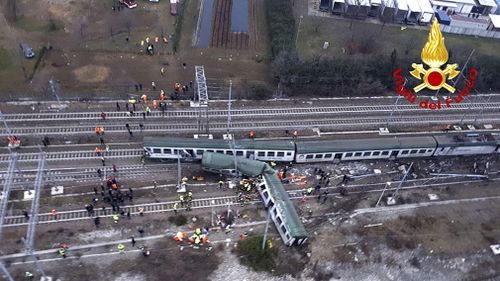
[231,0,249,32]
[435,10,451,25]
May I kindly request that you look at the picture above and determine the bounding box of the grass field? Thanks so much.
[12,16,64,33]
[296,16,500,61]
[0,47,12,72]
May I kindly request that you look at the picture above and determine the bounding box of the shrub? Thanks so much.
[237,236,276,272]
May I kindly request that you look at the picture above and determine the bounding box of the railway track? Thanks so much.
[0,148,143,163]
[3,102,500,123]
[2,174,495,227]
[0,163,179,187]
[2,113,500,136]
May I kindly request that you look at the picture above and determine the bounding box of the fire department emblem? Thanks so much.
[410,19,459,93]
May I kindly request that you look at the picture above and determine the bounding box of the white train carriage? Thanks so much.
[433,134,500,156]
[259,171,308,246]
[143,137,296,162]
[294,136,437,163]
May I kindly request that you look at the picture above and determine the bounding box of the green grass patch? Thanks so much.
[296,16,500,60]
[266,0,296,58]
[0,48,12,72]
[236,236,276,272]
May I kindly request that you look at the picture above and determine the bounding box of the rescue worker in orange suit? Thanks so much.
[174,232,187,244]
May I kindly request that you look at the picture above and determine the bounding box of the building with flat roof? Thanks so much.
[488,13,500,29]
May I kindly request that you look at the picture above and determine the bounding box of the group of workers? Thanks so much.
[302,168,332,204]
[236,178,259,204]
[178,189,194,211]
[173,227,210,246]
[140,35,169,56]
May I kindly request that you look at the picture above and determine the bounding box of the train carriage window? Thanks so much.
[267,152,275,157]
[381,151,389,156]
[280,225,287,233]
[325,153,332,158]
[427,149,434,153]
[269,201,275,208]
[173,149,178,154]
[216,150,224,154]
[276,216,283,225]
[354,152,362,157]
[163,148,172,154]
[286,152,292,156]
[263,191,269,199]
[410,149,418,154]
[401,150,409,155]
[153,148,161,153]
[372,151,380,156]
[207,150,214,153]
[334,154,342,159]
[306,154,314,159]
[362,152,370,157]
[236,151,244,156]
[345,153,353,157]
[273,209,278,216]
[277,152,285,157]
[418,149,426,154]
[314,154,323,159]
[226,151,233,155]
[258,151,265,157]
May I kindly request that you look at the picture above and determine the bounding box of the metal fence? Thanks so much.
[441,25,500,39]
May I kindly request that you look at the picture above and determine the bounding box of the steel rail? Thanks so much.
[2,175,495,227]
[2,113,500,136]
[2,102,500,122]
[0,166,178,187]
[0,148,143,163]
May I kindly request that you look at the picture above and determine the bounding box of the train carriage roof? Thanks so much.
[143,137,295,151]
[262,171,308,238]
[201,152,307,238]
[434,134,500,147]
[202,152,267,177]
[295,136,437,154]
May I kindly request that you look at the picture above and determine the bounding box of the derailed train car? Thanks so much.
[201,152,308,246]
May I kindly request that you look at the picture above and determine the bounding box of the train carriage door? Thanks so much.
[247,151,255,160]
[334,153,341,163]
[390,150,398,159]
